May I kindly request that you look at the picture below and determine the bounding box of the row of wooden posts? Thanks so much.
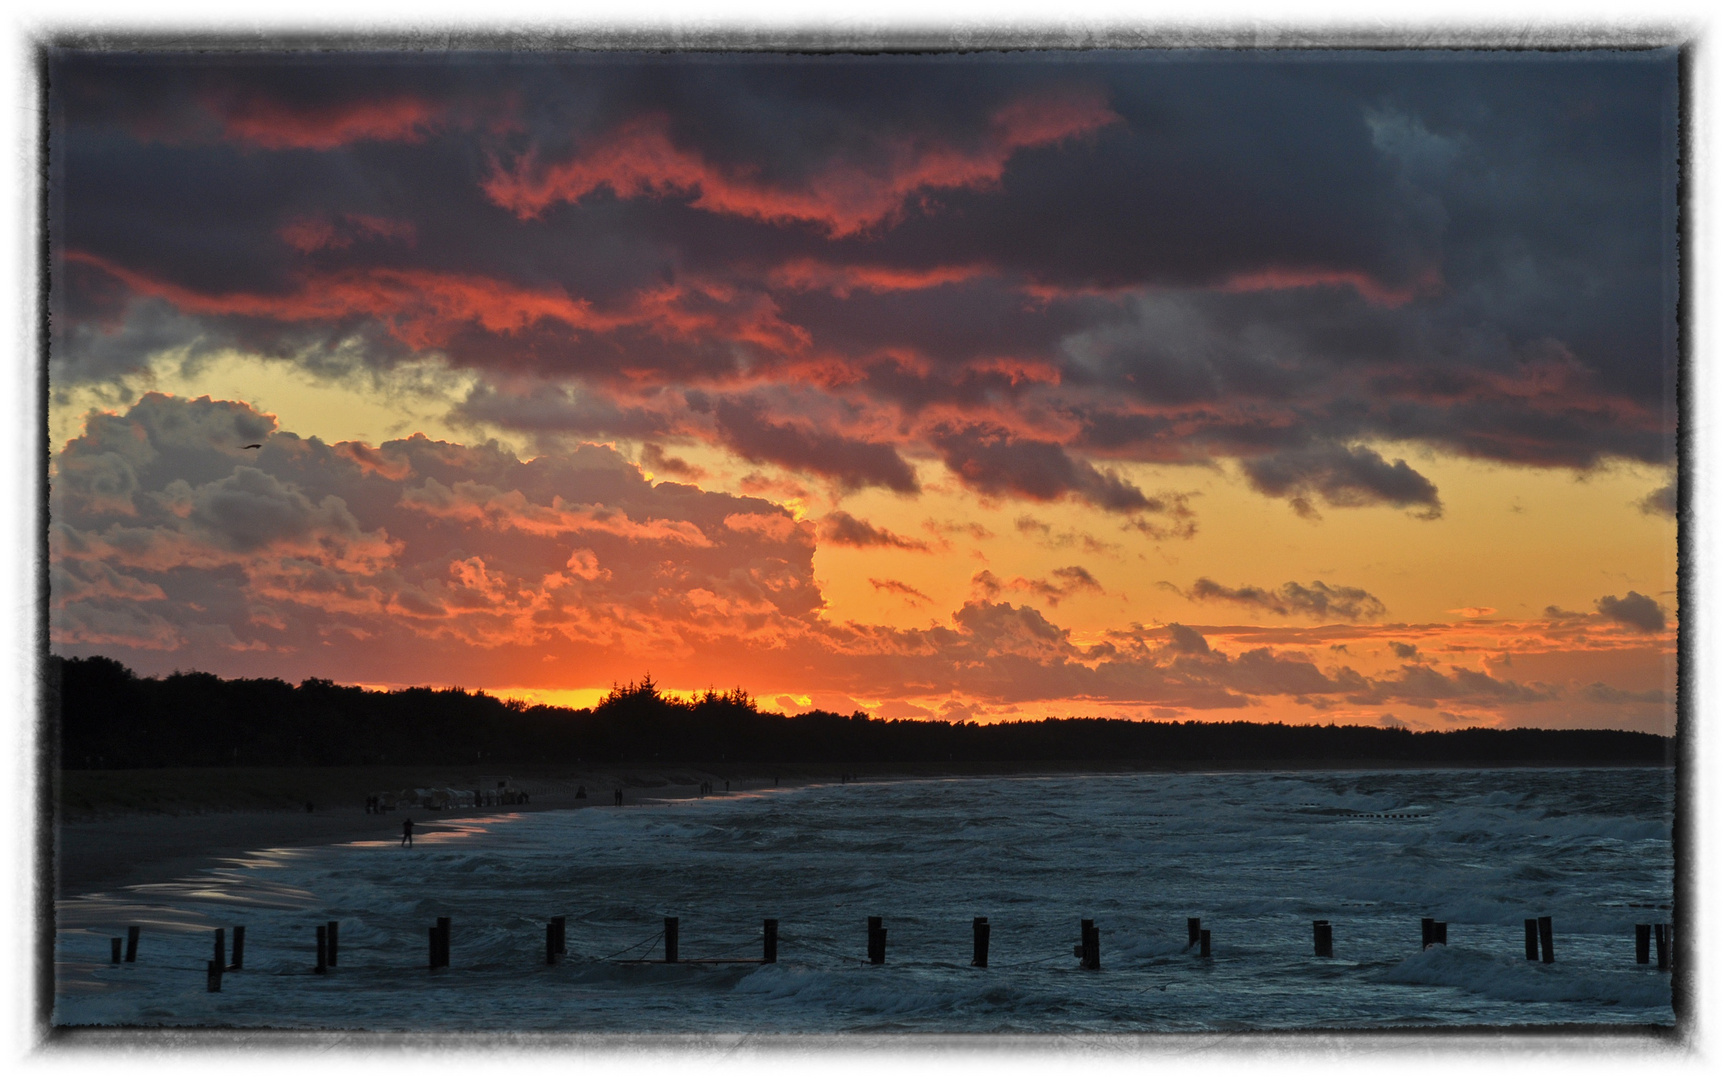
[105,914,1677,992]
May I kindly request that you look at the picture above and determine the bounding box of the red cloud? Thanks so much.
[1220,265,1444,308]
[767,258,994,297]
[210,92,444,149]
[65,250,808,358]
[482,90,1120,236]
[279,213,419,253]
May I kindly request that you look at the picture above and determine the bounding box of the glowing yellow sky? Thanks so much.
[50,350,1677,730]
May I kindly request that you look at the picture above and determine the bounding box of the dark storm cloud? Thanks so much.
[49,51,1678,513]
[1001,566,1106,608]
[1595,591,1667,632]
[869,578,933,606]
[929,424,1158,512]
[1164,623,1213,656]
[818,511,931,551]
[1639,480,1677,518]
[1241,444,1442,518]
[1178,577,1389,621]
[639,443,707,481]
[1580,682,1669,705]
[710,398,919,493]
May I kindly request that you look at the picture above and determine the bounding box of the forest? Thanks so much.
[49,654,1675,770]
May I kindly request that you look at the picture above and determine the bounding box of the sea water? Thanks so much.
[53,768,1676,1032]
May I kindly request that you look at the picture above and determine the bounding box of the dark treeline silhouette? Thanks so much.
[50,655,1674,770]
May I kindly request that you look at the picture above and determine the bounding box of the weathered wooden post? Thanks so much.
[125,925,140,963]
[438,916,451,968]
[1538,915,1554,964]
[664,917,679,963]
[1422,917,1434,949]
[206,959,222,992]
[1199,928,1211,959]
[763,918,778,964]
[1433,922,1447,945]
[1188,917,1202,948]
[972,917,990,968]
[1313,920,1332,957]
[1636,923,1651,964]
[429,925,440,970]
[546,923,558,965]
[212,929,225,979]
[326,920,339,966]
[867,916,886,965]
[110,938,122,965]
[230,926,245,971]
[1655,924,1670,971]
[315,925,328,974]
[1080,919,1100,970]
[551,915,567,955]
[1524,919,1539,961]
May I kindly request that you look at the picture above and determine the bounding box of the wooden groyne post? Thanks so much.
[1636,923,1651,965]
[1188,917,1201,949]
[1199,928,1211,960]
[867,916,886,965]
[546,922,558,966]
[1079,919,1100,970]
[552,915,567,956]
[125,925,140,963]
[1524,919,1539,961]
[972,917,990,968]
[110,938,121,965]
[212,928,225,974]
[1655,923,1671,971]
[1313,920,1332,957]
[665,917,680,963]
[326,920,339,966]
[1422,918,1447,949]
[205,959,222,993]
[315,925,328,974]
[230,926,245,971]
[1538,915,1555,964]
[763,918,778,964]
[428,916,451,970]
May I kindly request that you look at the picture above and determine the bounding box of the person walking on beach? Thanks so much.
[401,818,414,847]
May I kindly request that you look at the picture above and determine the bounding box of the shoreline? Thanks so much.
[54,767,797,897]
[53,760,1674,899]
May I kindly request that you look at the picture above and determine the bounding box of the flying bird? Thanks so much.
[241,443,262,449]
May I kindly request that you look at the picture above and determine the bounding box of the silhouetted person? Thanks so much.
[402,818,414,847]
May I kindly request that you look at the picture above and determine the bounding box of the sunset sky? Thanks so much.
[44,49,1679,733]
